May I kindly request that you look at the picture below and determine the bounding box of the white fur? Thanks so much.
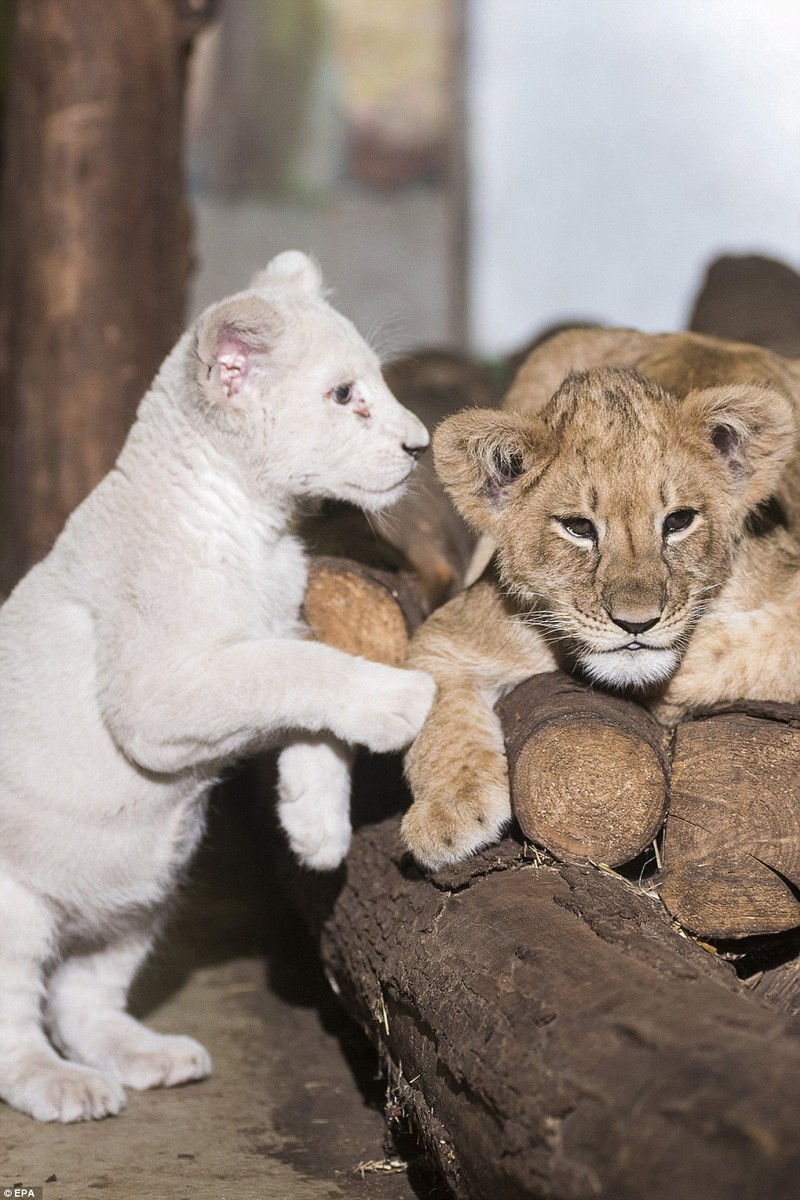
[580,646,680,689]
[0,252,434,1122]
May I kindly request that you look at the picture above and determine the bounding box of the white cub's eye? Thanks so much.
[663,508,697,537]
[331,382,353,405]
[559,516,597,543]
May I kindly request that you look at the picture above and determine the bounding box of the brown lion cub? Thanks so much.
[402,327,800,870]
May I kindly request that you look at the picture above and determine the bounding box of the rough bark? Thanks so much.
[662,701,800,938]
[744,934,800,1017]
[0,0,215,592]
[289,777,800,1200]
[497,672,669,868]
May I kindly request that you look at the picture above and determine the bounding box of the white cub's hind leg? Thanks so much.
[277,736,353,870]
[47,933,212,1092]
[0,871,125,1122]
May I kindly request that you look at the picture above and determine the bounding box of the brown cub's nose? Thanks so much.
[403,441,427,460]
[609,614,660,635]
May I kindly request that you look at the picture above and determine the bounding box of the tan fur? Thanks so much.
[403,329,800,869]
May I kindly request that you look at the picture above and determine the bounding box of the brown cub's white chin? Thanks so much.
[581,646,680,690]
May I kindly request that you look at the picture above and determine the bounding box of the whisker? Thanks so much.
[366,311,414,364]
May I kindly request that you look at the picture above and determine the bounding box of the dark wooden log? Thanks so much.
[374,351,501,606]
[743,932,800,1017]
[0,0,215,592]
[497,672,669,868]
[289,785,800,1200]
[688,254,800,358]
[662,701,800,938]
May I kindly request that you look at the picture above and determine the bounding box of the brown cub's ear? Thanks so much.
[433,408,552,531]
[683,384,797,511]
[196,295,285,404]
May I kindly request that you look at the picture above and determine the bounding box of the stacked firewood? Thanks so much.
[304,262,800,943]
[288,256,800,1200]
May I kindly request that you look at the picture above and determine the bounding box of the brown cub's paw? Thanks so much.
[401,760,512,871]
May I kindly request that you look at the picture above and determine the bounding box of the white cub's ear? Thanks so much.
[683,383,797,511]
[249,250,324,299]
[433,408,553,532]
[196,294,284,403]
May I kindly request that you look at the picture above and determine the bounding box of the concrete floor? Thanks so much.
[0,775,446,1200]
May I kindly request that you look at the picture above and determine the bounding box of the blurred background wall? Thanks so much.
[185,0,799,358]
[467,0,800,355]
[185,0,454,352]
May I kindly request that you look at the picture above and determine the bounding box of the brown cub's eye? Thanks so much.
[560,517,597,542]
[332,382,353,405]
[663,508,697,536]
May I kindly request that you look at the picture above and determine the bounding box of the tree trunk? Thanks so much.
[0,0,215,592]
[286,779,800,1200]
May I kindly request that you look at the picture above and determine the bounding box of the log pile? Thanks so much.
[290,256,800,1196]
[304,549,800,940]
[302,255,800,944]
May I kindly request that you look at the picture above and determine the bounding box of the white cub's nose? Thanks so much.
[402,414,430,461]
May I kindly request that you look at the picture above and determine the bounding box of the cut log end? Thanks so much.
[660,840,800,940]
[662,704,800,939]
[513,718,667,867]
[498,672,669,869]
[303,557,427,667]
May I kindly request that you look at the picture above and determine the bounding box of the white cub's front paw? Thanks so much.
[277,738,352,870]
[3,1058,126,1123]
[337,664,435,754]
[279,800,352,870]
[112,1033,211,1091]
[109,1032,212,1091]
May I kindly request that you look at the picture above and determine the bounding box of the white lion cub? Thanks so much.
[0,251,435,1123]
